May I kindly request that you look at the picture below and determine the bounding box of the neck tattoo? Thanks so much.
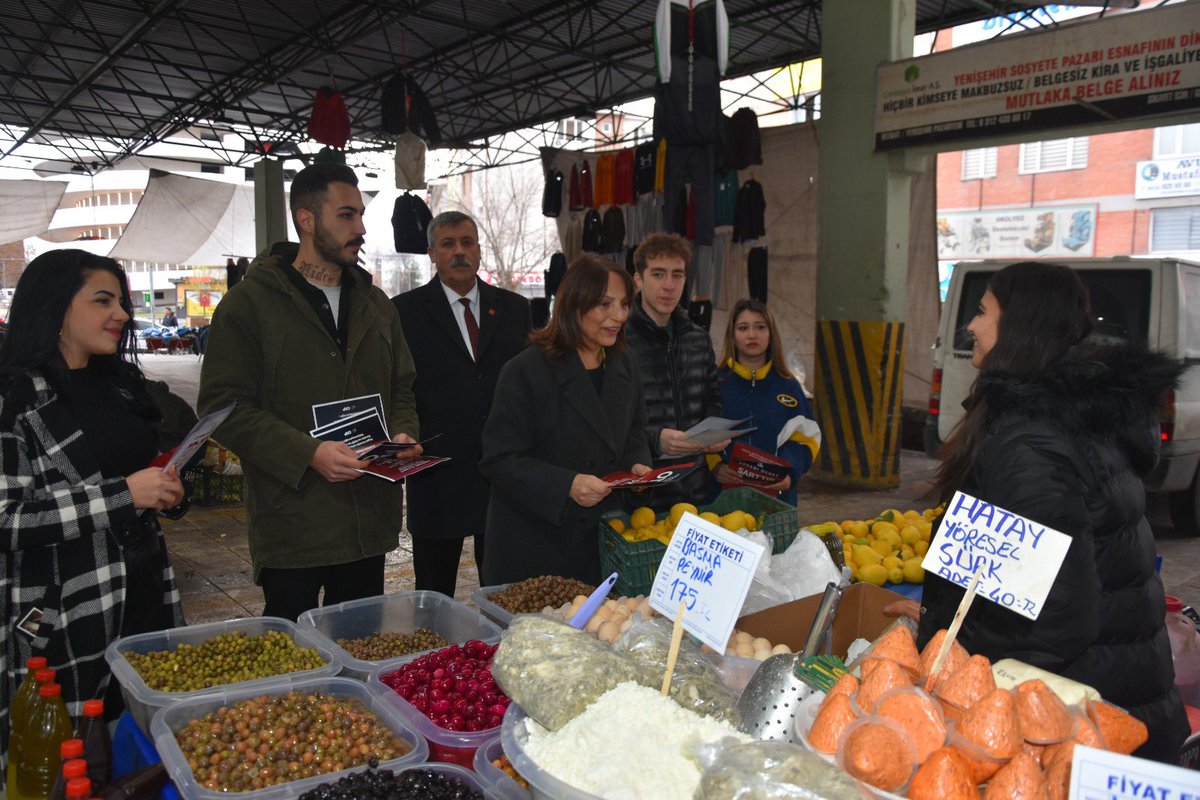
[296,260,340,286]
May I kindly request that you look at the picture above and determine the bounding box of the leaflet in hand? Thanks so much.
[164,401,236,472]
[310,408,390,451]
[602,461,699,488]
[682,416,756,449]
[726,442,790,486]
[357,454,449,482]
[312,393,387,431]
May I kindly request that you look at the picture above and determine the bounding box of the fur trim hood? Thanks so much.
[976,338,1182,472]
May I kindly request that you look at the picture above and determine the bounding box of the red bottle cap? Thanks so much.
[26,656,48,671]
[1166,594,1184,612]
[35,668,56,683]
[63,758,88,779]
[60,739,85,759]
[39,682,62,697]
[65,777,92,799]
[82,699,104,718]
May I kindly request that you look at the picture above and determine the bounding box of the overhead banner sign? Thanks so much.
[876,2,1200,150]
[1135,155,1200,199]
[936,205,1097,260]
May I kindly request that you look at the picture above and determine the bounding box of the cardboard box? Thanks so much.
[736,583,907,655]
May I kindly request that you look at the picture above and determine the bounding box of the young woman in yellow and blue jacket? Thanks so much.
[713,299,820,505]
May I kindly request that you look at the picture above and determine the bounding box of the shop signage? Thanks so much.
[1135,155,1200,199]
[936,206,1097,260]
[876,2,1200,149]
[920,491,1072,621]
[650,512,765,652]
[1069,744,1199,800]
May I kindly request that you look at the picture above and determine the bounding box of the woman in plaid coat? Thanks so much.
[0,251,187,774]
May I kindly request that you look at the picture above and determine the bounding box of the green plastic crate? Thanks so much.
[598,487,802,597]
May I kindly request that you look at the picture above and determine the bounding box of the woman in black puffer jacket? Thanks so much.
[917,261,1188,763]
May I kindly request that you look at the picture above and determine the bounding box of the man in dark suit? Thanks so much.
[393,211,532,596]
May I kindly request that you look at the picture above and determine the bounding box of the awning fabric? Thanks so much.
[108,169,261,265]
[0,179,67,244]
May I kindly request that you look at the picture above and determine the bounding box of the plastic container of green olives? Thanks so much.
[298,591,502,681]
[106,616,341,735]
[150,675,428,800]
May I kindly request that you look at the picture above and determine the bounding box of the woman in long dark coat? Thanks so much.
[480,256,652,585]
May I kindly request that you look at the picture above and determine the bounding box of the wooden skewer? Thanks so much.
[925,565,985,692]
[661,600,687,696]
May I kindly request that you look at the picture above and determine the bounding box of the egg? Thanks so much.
[611,603,632,619]
[585,614,605,634]
[618,618,633,633]
[624,597,641,610]
[604,599,618,610]
[752,637,771,651]
[735,641,755,658]
[725,647,737,656]
[734,630,753,644]
[754,648,772,661]
[598,621,620,643]
[772,643,792,655]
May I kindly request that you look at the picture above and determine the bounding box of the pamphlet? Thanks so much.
[163,401,236,472]
[309,409,390,451]
[601,461,699,488]
[682,416,756,449]
[312,393,386,430]
[357,454,449,482]
[725,442,790,486]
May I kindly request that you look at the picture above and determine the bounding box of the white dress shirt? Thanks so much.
[441,278,480,357]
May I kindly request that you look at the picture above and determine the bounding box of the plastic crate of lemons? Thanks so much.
[814,505,945,587]
[613,503,763,546]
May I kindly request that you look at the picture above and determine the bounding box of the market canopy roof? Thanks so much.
[1,0,1042,173]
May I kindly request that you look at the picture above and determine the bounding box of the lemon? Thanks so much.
[903,509,922,521]
[700,511,722,525]
[882,555,903,571]
[914,540,929,557]
[870,538,893,557]
[887,567,904,584]
[877,509,897,523]
[853,537,869,546]
[742,511,759,532]
[900,545,916,560]
[902,558,925,583]
[669,502,698,526]
[853,544,883,567]
[634,526,656,542]
[858,564,888,586]
[630,506,656,529]
[609,518,626,534]
[871,521,900,540]
[848,520,870,539]
[899,526,920,545]
[721,512,746,531]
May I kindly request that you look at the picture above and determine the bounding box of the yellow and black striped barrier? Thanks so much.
[812,319,905,487]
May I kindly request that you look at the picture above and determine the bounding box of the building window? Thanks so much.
[961,148,997,180]
[1019,137,1088,173]
[1150,206,1200,252]
[201,163,221,174]
[1155,124,1200,159]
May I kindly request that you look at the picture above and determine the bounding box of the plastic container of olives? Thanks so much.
[150,675,428,800]
[470,585,514,629]
[473,735,532,799]
[106,616,341,735]
[301,763,495,799]
[298,591,503,681]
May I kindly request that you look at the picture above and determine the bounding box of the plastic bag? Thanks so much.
[740,530,840,616]
[612,616,741,725]
[490,615,642,731]
[693,738,872,799]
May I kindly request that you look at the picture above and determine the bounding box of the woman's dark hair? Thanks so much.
[932,261,1092,502]
[0,249,156,418]
[530,255,634,361]
[719,298,794,379]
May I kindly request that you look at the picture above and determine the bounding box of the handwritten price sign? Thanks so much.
[921,491,1072,621]
[650,512,765,652]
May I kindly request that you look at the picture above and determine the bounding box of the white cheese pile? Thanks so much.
[521,681,751,800]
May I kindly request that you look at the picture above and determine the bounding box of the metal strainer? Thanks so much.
[735,580,845,742]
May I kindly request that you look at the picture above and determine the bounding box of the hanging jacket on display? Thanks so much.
[381,70,442,144]
[601,206,626,253]
[392,192,433,254]
[542,168,564,217]
[581,209,604,253]
[545,252,568,298]
[308,86,350,148]
[733,179,766,242]
[726,107,763,170]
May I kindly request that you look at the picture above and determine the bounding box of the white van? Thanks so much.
[924,257,1200,535]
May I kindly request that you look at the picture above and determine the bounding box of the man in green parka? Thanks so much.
[198,164,420,620]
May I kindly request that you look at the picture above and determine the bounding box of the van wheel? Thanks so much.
[1168,471,1200,537]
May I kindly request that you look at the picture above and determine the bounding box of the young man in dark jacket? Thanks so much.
[625,233,726,508]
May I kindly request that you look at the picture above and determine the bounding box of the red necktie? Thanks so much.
[459,297,479,359]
